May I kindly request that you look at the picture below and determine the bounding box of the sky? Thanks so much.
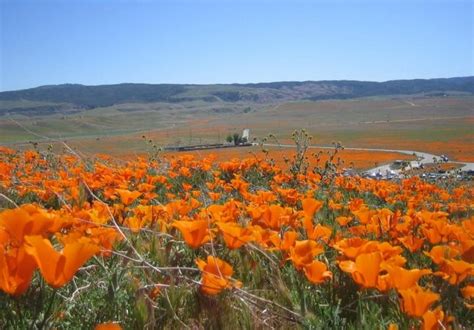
[0,0,473,91]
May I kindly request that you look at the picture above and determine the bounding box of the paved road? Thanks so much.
[262,143,474,174]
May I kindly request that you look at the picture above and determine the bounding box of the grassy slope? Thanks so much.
[1,96,473,161]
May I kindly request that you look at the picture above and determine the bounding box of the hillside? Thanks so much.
[0,76,473,115]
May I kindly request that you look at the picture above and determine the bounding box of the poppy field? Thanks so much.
[164,146,416,171]
[0,137,473,329]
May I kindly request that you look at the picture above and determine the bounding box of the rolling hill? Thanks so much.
[0,76,473,115]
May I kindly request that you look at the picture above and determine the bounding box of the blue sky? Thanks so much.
[0,0,472,91]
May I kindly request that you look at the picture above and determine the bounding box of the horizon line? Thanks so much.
[1,75,473,93]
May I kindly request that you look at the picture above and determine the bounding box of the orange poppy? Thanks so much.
[387,323,399,330]
[339,252,382,289]
[0,245,37,296]
[303,261,332,284]
[422,227,443,245]
[438,259,474,285]
[383,265,431,290]
[126,216,146,233]
[348,198,365,212]
[248,204,294,230]
[0,205,59,243]
[425,245,460,265]
[196,256,241,295]
[277,187,299,205]
[208,192,221,202]
[461,285,474,300]
[86,227,123,255]
[24,235,100,288]
[333,238,378,260]
[336,216,353,226]
[280,230,298,251]
[95,322,122,330]
[398,235,424,253]
[328,199,343,211]
[399,285,439,317]
[288,240,324,270]
[308,224,332,243]
[115,189,141,206]
[216,222,254,249]
[352,208,376,224]
[172,220,211,249]
[422,308,449,330]
[460,238,474,263]
[182,183,192,192]
[301,198,323,222]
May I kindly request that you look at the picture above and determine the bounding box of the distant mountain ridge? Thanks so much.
[1,76,473,114]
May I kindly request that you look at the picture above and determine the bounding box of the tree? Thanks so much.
[232,133,240,145]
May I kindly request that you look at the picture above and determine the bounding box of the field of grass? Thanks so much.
[1,96,473,162]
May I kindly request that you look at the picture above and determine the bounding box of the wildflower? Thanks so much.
[0,245,37,295]
[196,256,241,295]
[216,222,254,249]
[399,286,439,317]
[288,240,324,270]
[339,252,382,289]
[422,308,449,330]
[0,205,60,243]
[336,216,353,226]
[95,323,122,330]
[24,236,100,288]
[301,198,323,222]
[398,235,424,253]
[172,220,211,249]
[115,189,141,206]
[383,264,431,290]
[303,261,332,284]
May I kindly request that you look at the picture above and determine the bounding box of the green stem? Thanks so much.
[297,274,306,316]
[30,280,44,329]
[14,298,24,328]
[38,289,56,329]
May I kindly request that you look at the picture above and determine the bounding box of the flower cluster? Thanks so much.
[0,147,472,328]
